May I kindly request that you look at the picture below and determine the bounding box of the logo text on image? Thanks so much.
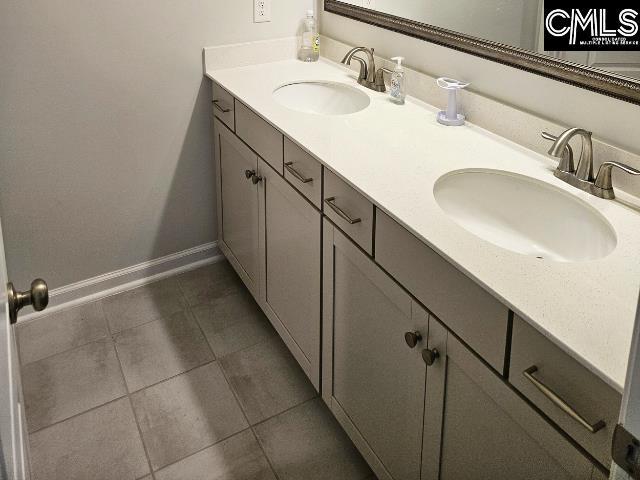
[544,5,640,51]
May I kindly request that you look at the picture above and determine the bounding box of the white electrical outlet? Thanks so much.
[254,0,271,23]
[362,0,376,9]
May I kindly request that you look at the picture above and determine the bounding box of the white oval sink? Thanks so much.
[433,170,617,262]
[273,81,370,115]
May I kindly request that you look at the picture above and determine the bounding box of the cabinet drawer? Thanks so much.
[212,82,235,130]
[235,101,284,174]
[510,316,621,468]
[375,210,509,373]
[284,138,322,209]
[323,169,374,254]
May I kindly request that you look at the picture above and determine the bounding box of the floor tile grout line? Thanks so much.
[25,338,129,434]
[27,394,128,436]
[108,301,196,338]
[179,272,288,480]
[109,314,171,339]
[183,303,218,361]
[104,273,192,337]
[215,354,283,480]
[249,398,325,480]
[19,332,113,368]
[143,290,275,475]
[111,335,156,478]
[149,426,254,475]
[177,298,284,479]
[214,339,319,428]
[125,393,155,478]
[249,395,319,430]
[249,426,282,480]
[126,358,218,395]
[19,299,113,368]
[187,302,280,365]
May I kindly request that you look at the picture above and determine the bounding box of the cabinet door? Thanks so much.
[323,219,428,480]
[260,159,321,389]
[422,320,595,480]
[216,122,260,295]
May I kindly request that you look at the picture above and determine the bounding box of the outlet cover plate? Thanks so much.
[254,0,271,23]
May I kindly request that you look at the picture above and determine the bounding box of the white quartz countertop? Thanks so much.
[206,58,640,392]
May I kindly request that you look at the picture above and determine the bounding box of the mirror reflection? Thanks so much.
[337,0,640,81]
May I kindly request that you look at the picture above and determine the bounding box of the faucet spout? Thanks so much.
[341,47,377,85]
[548,128,593,181]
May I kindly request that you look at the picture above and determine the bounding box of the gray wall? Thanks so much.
[0,0,312,289]
[319,9,640,156]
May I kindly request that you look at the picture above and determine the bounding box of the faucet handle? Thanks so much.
[594,161,640,194]
[374,67,394,90]
[542,132,575,173]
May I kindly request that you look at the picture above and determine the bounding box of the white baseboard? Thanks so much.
[18,242,224,324]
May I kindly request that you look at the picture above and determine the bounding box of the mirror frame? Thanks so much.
[324,0,640,105]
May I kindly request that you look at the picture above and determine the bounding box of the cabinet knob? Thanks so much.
[251,174,263,184]
[245,169,255,179]
[422,348,440,366]
[404,331,422,349]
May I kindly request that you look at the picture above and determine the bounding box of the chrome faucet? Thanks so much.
[341,47,387,93]
[543,127,640,200]
[547,128,594,181]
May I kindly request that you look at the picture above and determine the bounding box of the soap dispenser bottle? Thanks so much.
[299,10,319,62]
[389,57,406,105]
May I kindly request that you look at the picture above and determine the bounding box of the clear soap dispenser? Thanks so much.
[389,57,406,105]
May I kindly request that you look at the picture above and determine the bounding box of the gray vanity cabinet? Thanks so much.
[214,119,260,297]
[258,158,322,390]
[213,91,608,480]
[422,319,595,480]
[323,218,429,480]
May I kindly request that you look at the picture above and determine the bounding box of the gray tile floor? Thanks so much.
[17,261,375,480]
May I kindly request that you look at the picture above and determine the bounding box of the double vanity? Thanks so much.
[206,52,640,480]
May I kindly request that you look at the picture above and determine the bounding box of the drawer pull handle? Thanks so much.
[285,162,313,184]
[325,197,362,225]
[523,366,606,434]
[213,100,232,113]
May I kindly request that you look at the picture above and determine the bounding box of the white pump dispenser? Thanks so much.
[389,57,406,105]
[436,77,470,126]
